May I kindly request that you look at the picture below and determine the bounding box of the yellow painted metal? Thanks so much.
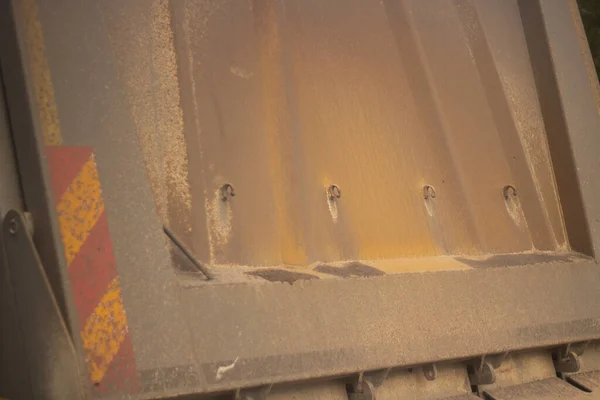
[81,278,127,384]
[57,155,104,266]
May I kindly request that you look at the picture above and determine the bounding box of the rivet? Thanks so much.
[423,185,436,200]
[327,184,341,200]
[220,183,235,201]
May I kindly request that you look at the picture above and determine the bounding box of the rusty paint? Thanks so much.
[81,278,128,384]
[253,0,307,266]
[57,154,104,266]
[18,0,62,145]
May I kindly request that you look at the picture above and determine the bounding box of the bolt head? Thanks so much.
[8,218,17,235]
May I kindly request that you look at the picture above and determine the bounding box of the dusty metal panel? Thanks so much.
[268,379,347,400]
[0,2,91,397]
[479,350,557,393]
[163,260,600,396]
[520,0,600,257]
[29,0,197,379]
[0,0,81,337]
[33,0,572,270]
[0,68,30,400]
[483,378,594,399]
[375,364,472,399]
[5,0,600,398]
[166,0,567,267]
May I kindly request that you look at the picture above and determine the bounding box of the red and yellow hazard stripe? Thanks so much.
[21,0,137,393]
[46,146,138,395]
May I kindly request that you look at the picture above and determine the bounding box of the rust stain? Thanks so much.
[57,155,104,266]
[19,0,62,145]
[254,0,307,265]
[160,1,568,266]
[81,278,128,384]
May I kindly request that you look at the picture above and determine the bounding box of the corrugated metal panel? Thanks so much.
[102,0,568,268]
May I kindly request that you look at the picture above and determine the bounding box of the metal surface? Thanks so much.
[0,69,29,400]
[565,341,600,395]
[569,371,600,394]
[0,210,84,399]
[554,346,582,374]
[163,225,214,280]
[469,360,496,386]
[0,0,81,337]
[166,0,569,267]
[374,364,474,399]
[482,378,598,399]
[520,0,600,257]
[2,0,600,398]
[0,6,93,396]
[171,259,600,396]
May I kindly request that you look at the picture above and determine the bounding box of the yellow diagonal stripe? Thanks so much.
[81,278,128,383]
[57,155,104,266]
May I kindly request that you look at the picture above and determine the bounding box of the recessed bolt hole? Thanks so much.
[503,185,517,200]
[423,185,436,200]
[220,183,235,201]
[327,184,341,200]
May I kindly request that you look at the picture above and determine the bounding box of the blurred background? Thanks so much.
[579,0,600,77]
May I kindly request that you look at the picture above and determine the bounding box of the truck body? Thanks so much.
[2,0,600,399]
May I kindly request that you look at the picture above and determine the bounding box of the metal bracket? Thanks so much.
[468,355,500,386]
[554,343,585,373]
[348,372,378,400]
[1,210,84,399]
[423,364,438,381]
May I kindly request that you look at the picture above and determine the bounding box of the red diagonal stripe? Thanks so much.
[93,332,139,396]
[68,211,118,330]
[46,146,92,204]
